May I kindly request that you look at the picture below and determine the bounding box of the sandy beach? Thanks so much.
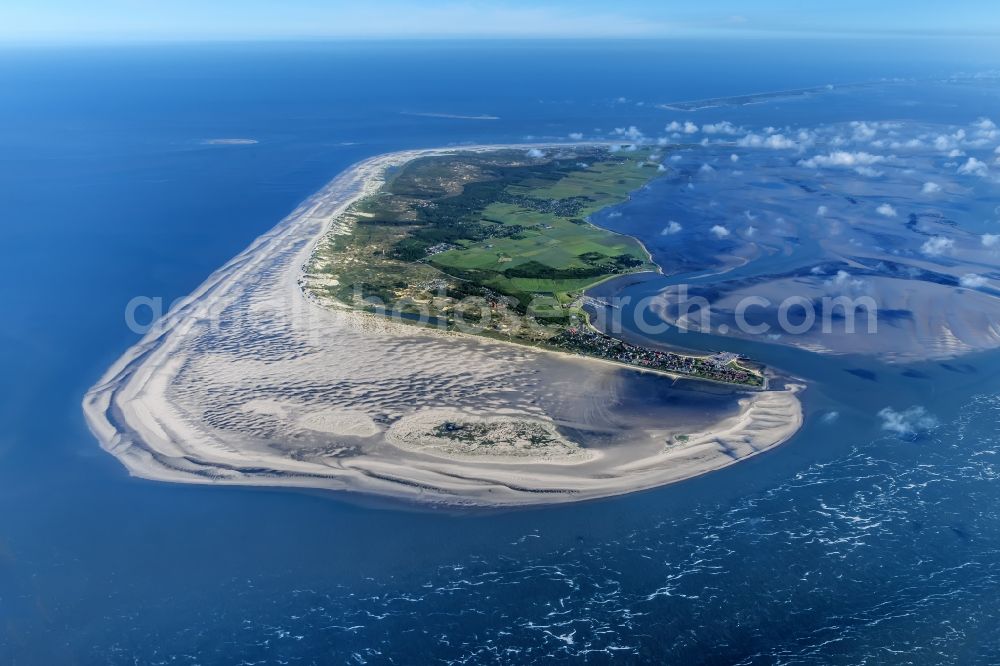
[83,145,805,507]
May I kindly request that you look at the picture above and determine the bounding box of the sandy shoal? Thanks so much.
[83,145,805,507]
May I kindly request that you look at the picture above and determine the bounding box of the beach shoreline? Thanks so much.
[83,144,805,507]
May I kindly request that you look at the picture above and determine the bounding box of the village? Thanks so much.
[553,327,764,387]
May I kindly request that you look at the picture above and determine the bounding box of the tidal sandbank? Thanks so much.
[84,146,804,507]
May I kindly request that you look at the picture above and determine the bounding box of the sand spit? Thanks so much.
[202,138,259,145]
[83,145,804,507]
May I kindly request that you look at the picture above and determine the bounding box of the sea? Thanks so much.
[2,38,1000,664]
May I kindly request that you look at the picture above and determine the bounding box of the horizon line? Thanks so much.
[3,30,1000,48]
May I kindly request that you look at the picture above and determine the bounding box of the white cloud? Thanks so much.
[876,203,897,217]
[699,163,715,173]
[701,121,740,135]
[826,270,866,292]
[613,125,644,141]
[710,225,730,239]
[817,205,829,217]
[526,148,545,158]
[921,236,955,256]
[931,129,968,152]
[730,153,739,162]
[855,166,883,177]
[661,220,683,235]
[568,132,584,141]
[957,157,989,177]
[798,151,885,168]
[975,117,996,131]
[746,225,757,237]
[921,181,941,194]
[891,138,925,150]
[878,406,939,437]
[665,121,698,135]
[982,233,1000,248]
[738,132,798,149]
[960,273,989,288]
[850,121,877,141]
[829,270,851,285]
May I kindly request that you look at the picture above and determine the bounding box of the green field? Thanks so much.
[429,198,652,304]
[309,147,663,317]
[510,159,658,201]
[303,146,765,387]
[413,151,661,308]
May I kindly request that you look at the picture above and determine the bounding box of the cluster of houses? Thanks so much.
[555,327,762,386]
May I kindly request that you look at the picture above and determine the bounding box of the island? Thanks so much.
[83,144,802,507]
[303,147,763,387]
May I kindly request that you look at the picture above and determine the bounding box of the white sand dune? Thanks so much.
[83,146,804,507]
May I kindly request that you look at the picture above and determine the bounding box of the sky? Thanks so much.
[2,0,999,43]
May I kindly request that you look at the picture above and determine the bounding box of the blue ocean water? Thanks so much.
[1,39,1000,663]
